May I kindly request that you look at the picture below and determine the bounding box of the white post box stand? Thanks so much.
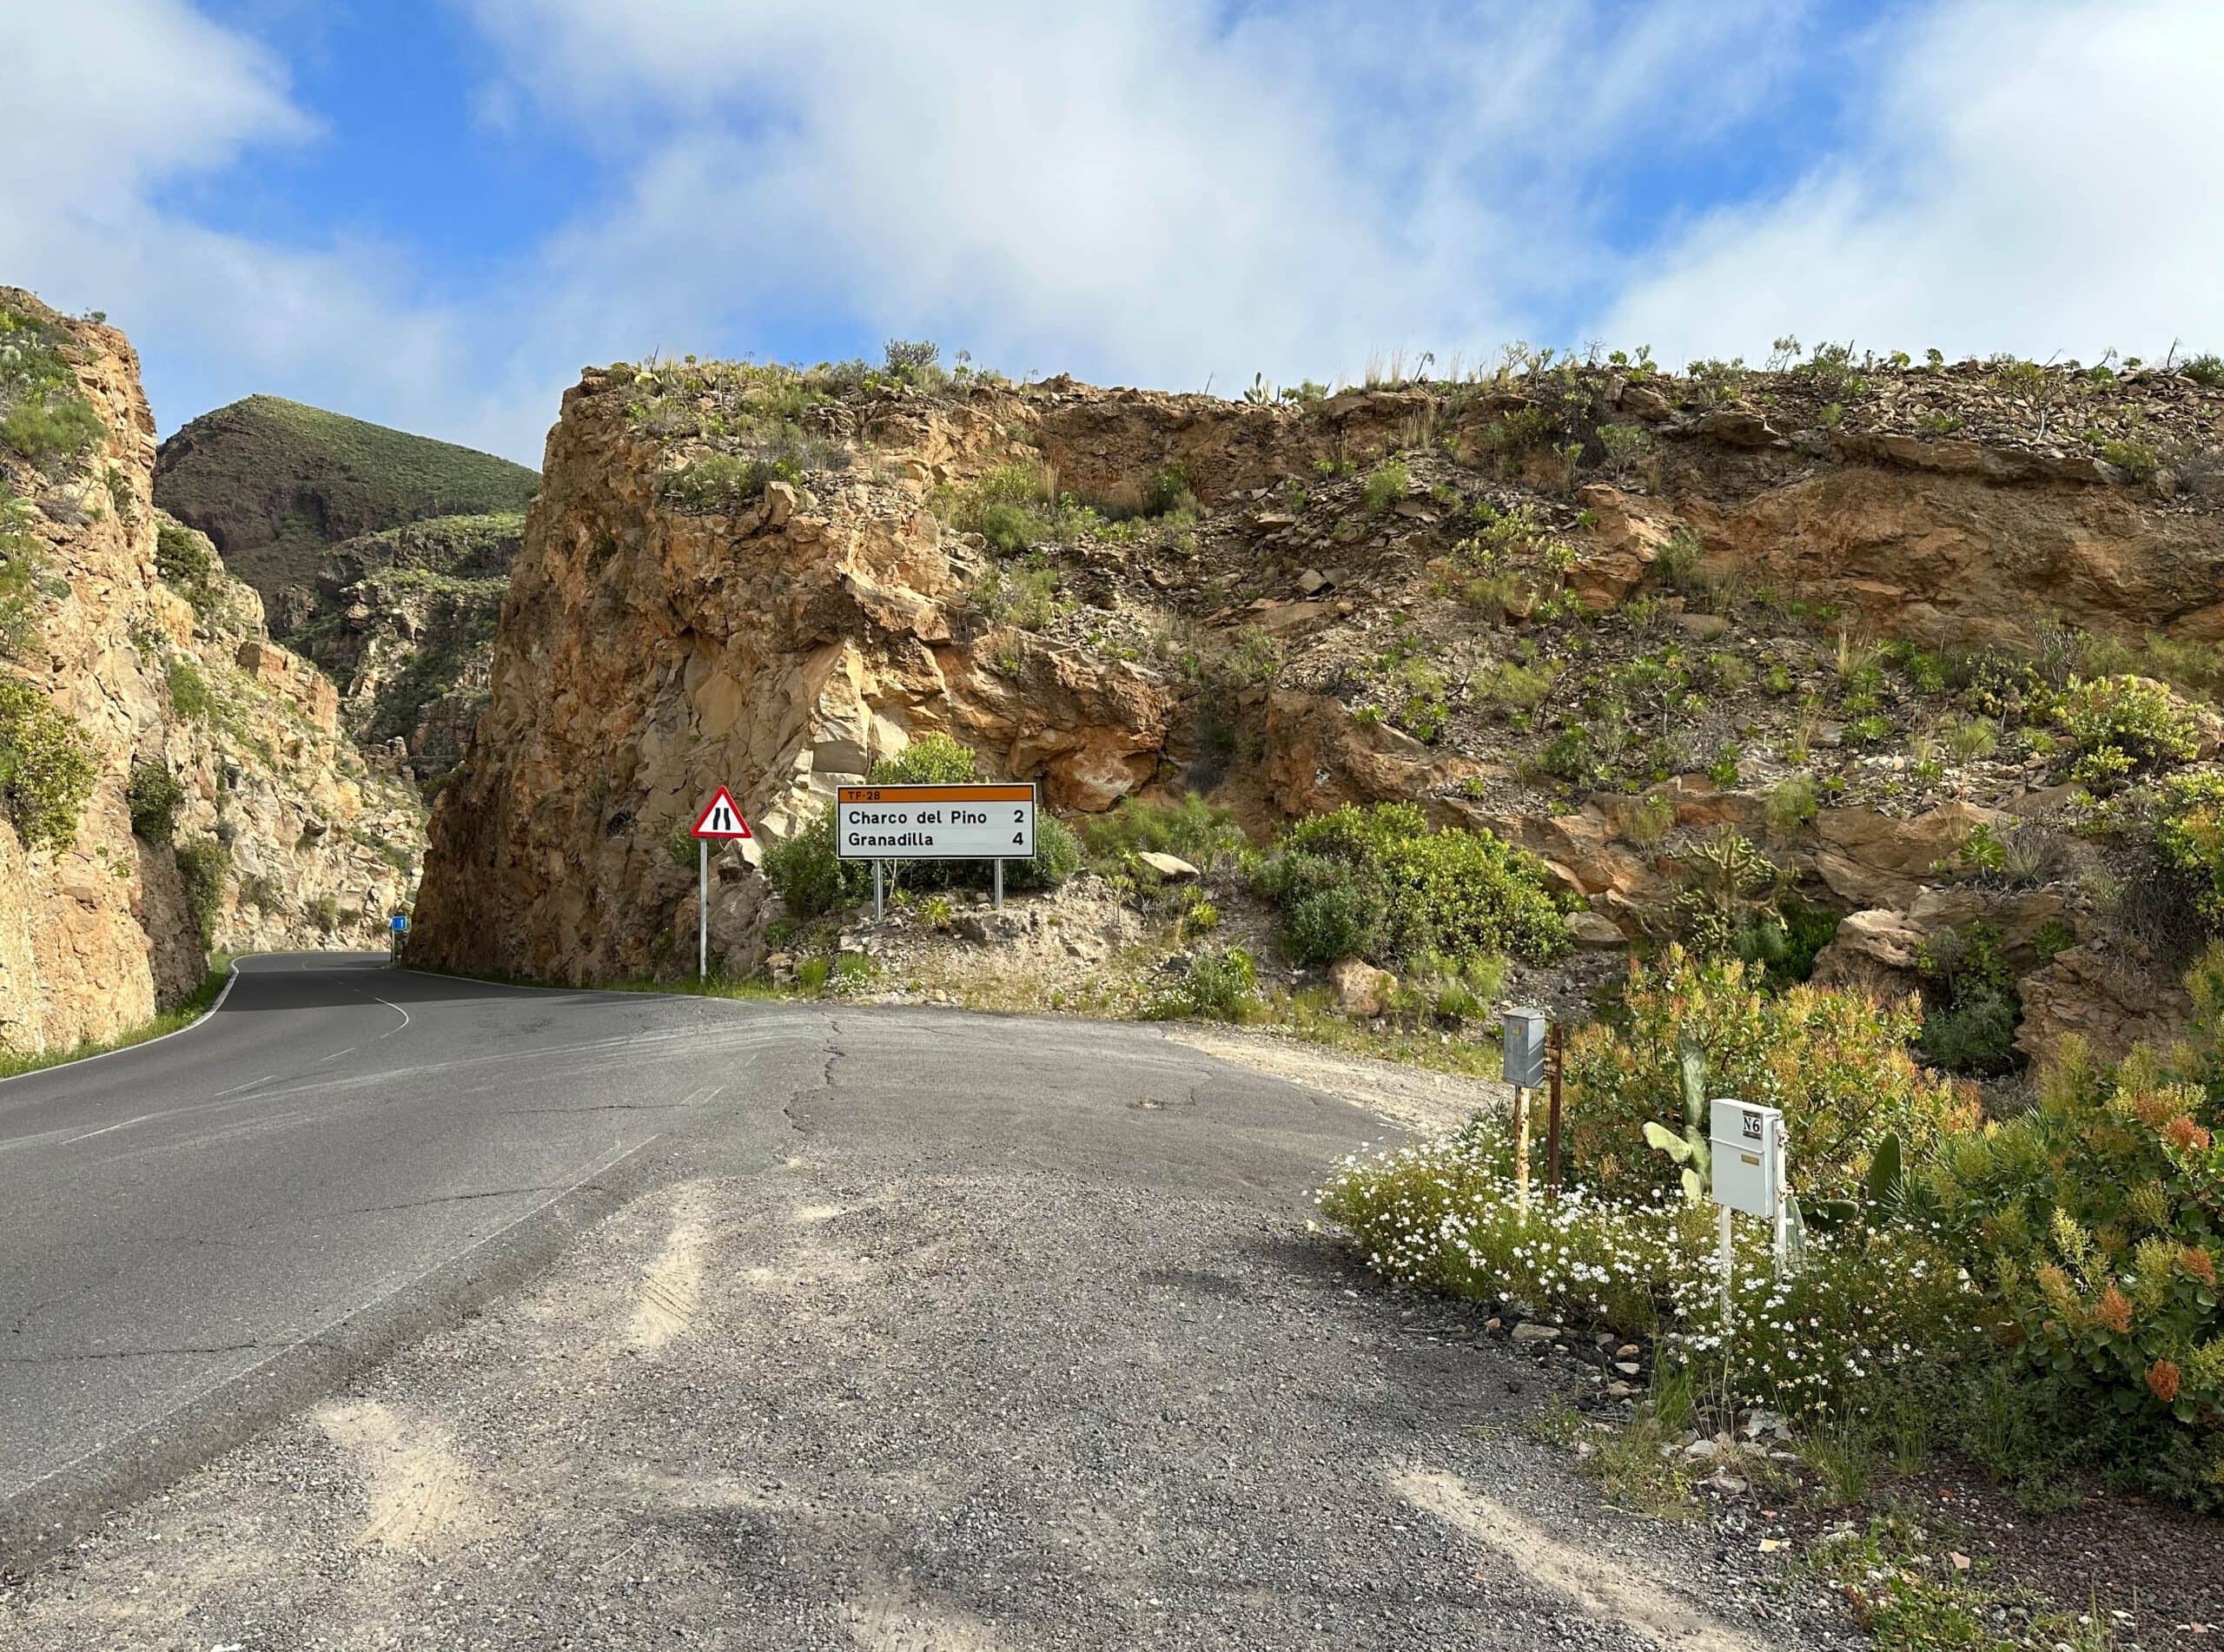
[1708,1097,1790,1332]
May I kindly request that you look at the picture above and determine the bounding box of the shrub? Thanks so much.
[2059,673,2199,790]
[1079,793,1245,874]
[175,836,230,946]
[2155,770,2224,930]
[872,732,975,785]
[1321,1119,1985,1414]
[1146,945,1257,1021]
[2100,438,2160,481]
[1916,1024,2224,1508]
[763,806,864,920]
[0,485,37,658]
[1564,948,1978,1204]
[1622,792,1675,849]
[166,657,212,721]
[2184,354,2224,389]
[0,307,105,472]
[1763,775,1817,836]
[1258,803,1567,968]
[1916,924,2022,1076]
[1360,459,1412,513]
[762,736,1076,915]
[0,678,96,850]
[126,759,184,840]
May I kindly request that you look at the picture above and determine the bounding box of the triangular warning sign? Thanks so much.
[692,785,752,839]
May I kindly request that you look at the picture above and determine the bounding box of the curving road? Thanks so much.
[0,954,1393,1549]
[0,953,1817,1650]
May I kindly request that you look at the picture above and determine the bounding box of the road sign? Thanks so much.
[692,786,752,839]
[389,913,410,935]
[834,783,1036,861]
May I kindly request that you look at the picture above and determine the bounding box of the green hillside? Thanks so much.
[154,395,538,619]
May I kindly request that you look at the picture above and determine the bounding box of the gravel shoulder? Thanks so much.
[0,1003,1856,1651]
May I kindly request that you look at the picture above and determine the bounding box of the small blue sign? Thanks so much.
[390,913,411,934]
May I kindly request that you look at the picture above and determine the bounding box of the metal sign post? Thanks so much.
[690,786,754,979]
[1501,1008,1548,1209]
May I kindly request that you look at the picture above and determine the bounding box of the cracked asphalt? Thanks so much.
[0,954,1846,1649]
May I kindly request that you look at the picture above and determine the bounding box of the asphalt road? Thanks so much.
[0,954,831,1528]
[0,952,1846,1649]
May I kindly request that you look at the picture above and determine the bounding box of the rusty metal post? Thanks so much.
[1546,1020,1565,1193]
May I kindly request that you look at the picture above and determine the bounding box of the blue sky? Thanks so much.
[5,0,2218,466]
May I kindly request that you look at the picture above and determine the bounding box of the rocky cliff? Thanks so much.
[288,510,524,780]
[0,291,424,1057]
[412,347,2224,1060]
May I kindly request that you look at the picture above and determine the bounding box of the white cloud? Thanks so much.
[9,0,2214,469]
[465,0,1804,394]
[1600,0,2224,366]
[0,0,533,459]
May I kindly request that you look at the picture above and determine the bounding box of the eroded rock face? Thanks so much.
[412,373,1175,981]
[0,291,420,1056]
[411,356,2224,1047]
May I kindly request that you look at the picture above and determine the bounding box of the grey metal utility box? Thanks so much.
[1502,1008,1548,1089]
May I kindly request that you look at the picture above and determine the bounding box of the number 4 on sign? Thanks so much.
[692,786,751,839]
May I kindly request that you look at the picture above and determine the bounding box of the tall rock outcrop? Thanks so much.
[0,290,422,1057]
[414,351,2224,1033]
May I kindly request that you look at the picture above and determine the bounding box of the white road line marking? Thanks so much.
[211,1074,278,1100]
[0,958,247,1091]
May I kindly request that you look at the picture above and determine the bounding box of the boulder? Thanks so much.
[1135,851,1200,881]
[1564,910,1628,949]
[1810,909,1925,1001]
[1329,957,1396,1017]
[2016,943,2194,1066]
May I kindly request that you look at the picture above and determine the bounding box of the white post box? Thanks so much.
[1709,1097,1784,1219]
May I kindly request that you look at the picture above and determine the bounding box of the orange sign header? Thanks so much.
[837,784,1034,805]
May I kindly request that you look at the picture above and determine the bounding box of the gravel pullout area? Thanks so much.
[0,1008,1859,1649]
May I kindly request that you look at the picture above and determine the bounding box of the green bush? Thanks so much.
[2155,770,2224,930]
[175,836,230,947]
[1564,947,1977,1203]
[1915,923,2022,1076]
[2100,438,2160,481]
[872,732,975,784]
[762,806,864,920]
[1145,945,1257,1021]
[153,520,226,618]
[1079,793,1246,874]
[1258,803,1567,968]
[1360,459,1412,513]
[2059,673,2199,790]
[0,484,37,658]
[166,657,212,721]
[761,735,1077,917]
[126,759,184,840]
[1915,1016,2224,1508]
[1321,1118,1984,1413]
[0,307,104,472]
[0,678,96,850]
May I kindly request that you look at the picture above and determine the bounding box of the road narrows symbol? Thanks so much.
[691,786,752,840]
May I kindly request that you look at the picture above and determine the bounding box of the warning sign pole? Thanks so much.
[689,786,753,981]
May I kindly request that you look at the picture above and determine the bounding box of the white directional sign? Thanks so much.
[836,783,1036,861]
[692,786,752,839]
